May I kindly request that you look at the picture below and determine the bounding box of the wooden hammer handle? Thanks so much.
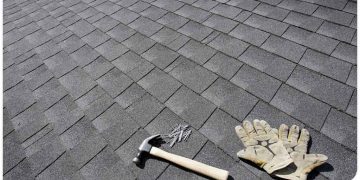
[150,147,229,180]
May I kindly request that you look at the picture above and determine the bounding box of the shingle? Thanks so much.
[128,17,163,36]
[204,52,243,80]
[95,39,129,61]
[4,66,23,91]
[152,0,184,11]
[299,49,352,83]
[141,44,179,69]
[231,65,281,102]
[128,1,151,12]
[179,21,214,41]
[59,35,86,53]
[4,132,26,173]
[37,16,60,30]
[4,159,33,179]
[347,66,357,88]
[202,78,258,120]
[209,33,249,58]
[117,0,139,7]
[95,1,121,15]
[175,5,211,23]
[178,40,216,64]
[317,22,356,43]
[140,6,168,20]
[126,93,164,126]
[313,6,354,26]
[170,57,218,93]
[84,56,114,79]
[156,12,189,30]
[346,90,356,117]
[282,26,339,55]
[210,3,241,19]
[70,45,100,67]
[115,129,168,179]
[96,68,133,97]
[283,12,323,32]
[261,35,306,63]
[287,66,354,110]
[107,23,136,42]
[112,51,145,73]
[203,15,238,33]
[270,84,330,130]
[58,68,95,99]
[229,23,269,46]
[278,0,318,15]
[110,8,139,24]
[122,33,156,54]
[244,14,288,36]
[166,86,216,129]
[239,46,296,81]
[93,16,120,32]
[150,27,181,45]
[82,29,110,48]
[331,42,357,64]
[78,7,98,19]
[36,153,78,180]
[43,51,78,78]
[115,83,146,108]
[227,0,260,11]
[253,3,289,21]
[322,109,356,151]
[343,1,357,14]
[68,20,95,37]
[350,16,357,29]
[351,31,356,46]
[87,13,107,24]
[310,0,347,10]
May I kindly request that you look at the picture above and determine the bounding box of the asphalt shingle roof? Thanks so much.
[3,0,357,179]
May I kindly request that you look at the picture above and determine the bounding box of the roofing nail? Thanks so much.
[178,130,184,142]
[169,135,178,147]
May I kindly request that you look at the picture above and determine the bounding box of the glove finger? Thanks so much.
[279,124,289,142]
[254,119,266,135]
[243,120,256,136]
[235,125,250,146]
[297,128,310,153]
[289,125,300,144]
[260,120,272,133]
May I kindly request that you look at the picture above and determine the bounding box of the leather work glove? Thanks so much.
[235,120,293,174]
[273,124,328,180]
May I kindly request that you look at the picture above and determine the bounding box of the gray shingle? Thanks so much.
[331,42,357,64]
[166,86,216,129]
[282,26,339,55]
[70,45,100,67]
[317,21,356,43]
[122,33,156,54]
[152,0,184,11]
[204,52,243,80]
[110,8,139,24]
[313,6,354,26]
[203,15,238,33]
[210,3,241,19]
[150,27,181,45]
[96,68,133,97]
[4,132,26,173]
[285,12,323,32]
[310,0,347,10]
[244,14,289,36]
[95,1,121,15]
[138,68,181,102]
[179,21,214,41]
[239,46,296,81]
[142,43,179,69]
[95,39,129,61]
[227,0,260,11]
[68,20,95,37]
[233,10,252,22]
[170,57,218,93]
[4,66,23,91]
[125,59,155,81]
[209,33,249,58]
[321,108,356,151]
[270,84,330,130]
[261,35,306,63]
[231,65,281,102]
[202,78,258,120]
[93,16,120,32]
[129,1,151,12]
[346,90,356,117]
[59,35,85,53]
[229,23,269,46]
[193,0,219,10]
[253,3,289,21]
[112,51,146,73]
[287,66,354,110]
[128,17,163,36]
[299,49,352,83]
[59,67,96,99]
[343,1,357,14]
[278,0,318,15]
[44,51,78,78]
[178,40,216,64]
[156,12,189,30]
[82,29,110,48]
[140,6,168,21]
[346,65,357,88]
[83,56,114,79]
[175,5,211,23]
[115,83,146,108]
[36,153,78,180]
[107,23,136,42]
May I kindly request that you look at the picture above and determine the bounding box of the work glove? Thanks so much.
[272,124,328,180]
[235,120,293,174]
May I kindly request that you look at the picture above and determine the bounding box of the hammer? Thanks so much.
[133,135,229,180]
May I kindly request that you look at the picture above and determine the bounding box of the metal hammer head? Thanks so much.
[132,134,161,165]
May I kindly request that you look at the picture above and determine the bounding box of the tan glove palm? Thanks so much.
[273,124,328,180]
[235,120,293,174]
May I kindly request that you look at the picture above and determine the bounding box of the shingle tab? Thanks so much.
[203,14,238,33]
[313,6,354,26]
[278,0,318,15]
[209,33,249,58]
[128,17,163,36]
[59,67,96,99]
[204,52,243,80]
[244,14,288,36]
[178,40,216,64]
[179,21,213,41]
[331,42,357,64]
[96,68,133,98]
[157,12,189,30]
[317,21,356,43]
[175,5,211,23]
[253,3,289,21]
[141,44,179,69]
[229,23,269,46]
[210,3,241,19]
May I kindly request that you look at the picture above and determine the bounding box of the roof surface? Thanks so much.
[3,0,357,179]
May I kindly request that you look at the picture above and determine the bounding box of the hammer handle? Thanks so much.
[150,147,229,180]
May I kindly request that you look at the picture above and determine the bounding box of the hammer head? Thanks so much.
[132,134,161,165]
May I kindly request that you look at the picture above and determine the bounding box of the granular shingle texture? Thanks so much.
[3,0,357,179]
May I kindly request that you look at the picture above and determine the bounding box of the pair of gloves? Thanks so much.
[235,120,327,180]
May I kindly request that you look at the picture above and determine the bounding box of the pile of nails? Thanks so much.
[165,124,192,148]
